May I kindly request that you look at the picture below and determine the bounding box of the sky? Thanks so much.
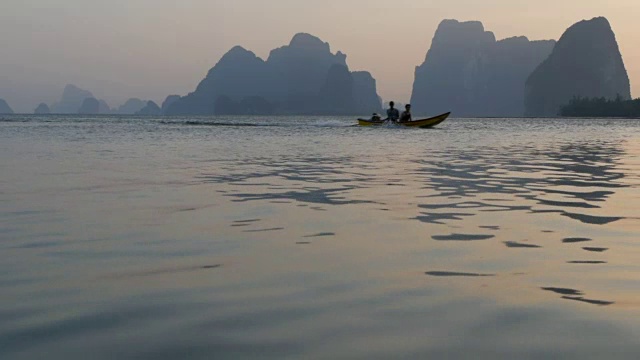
[1,0,639,112]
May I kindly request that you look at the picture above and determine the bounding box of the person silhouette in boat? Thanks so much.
[386,101,400,123]
[399,104,412,123]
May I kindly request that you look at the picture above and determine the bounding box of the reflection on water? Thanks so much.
[426,271,496,277]
[504,241,542,248]
[583,247,610,253]
[542,287,584,296]
[1,116,640,358]
[203,141,631,231]
[541,287,615,306]
[563,237,593,243]
[242,227,285,233]
[563,297,615,306]
[432,233,495,241]
[105,264,224,279]
[303,232,336,238]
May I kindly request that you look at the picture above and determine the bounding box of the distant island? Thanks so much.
[2,17,635,118]
[0,98,14,114]
[42,84,156,115]
[166,33,382,116]
[116,98,147,115]
[560,96,640,117]
[136,101,162,115]
[410,19,555,117]
[525,17,631,117]
[78,98,101,114]
[410,17,631,118]
[51,84,105,114]
[34,103,50,114]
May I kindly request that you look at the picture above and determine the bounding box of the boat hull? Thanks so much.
[358,112,451,128]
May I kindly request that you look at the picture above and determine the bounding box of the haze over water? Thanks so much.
[3,0,640,111]
[1,115,639,358]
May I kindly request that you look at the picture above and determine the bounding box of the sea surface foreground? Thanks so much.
[1,115,639,359]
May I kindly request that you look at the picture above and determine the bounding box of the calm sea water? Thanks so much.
[1,115,639,359]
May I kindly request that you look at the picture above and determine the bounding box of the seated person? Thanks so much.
[371,113,382,122]
[386,101,400,122]
[399,104,412,123]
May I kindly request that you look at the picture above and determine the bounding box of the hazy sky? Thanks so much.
[1,0,639,112]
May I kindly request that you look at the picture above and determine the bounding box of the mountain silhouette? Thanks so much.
[167,46,274,115]
[167,33,381,115]
[0,99,14,114]
[525,17,631,117]
[34,103,50,114]
[161,95,181,114]
[51,84,94,114]
[117,98,147,114]
[352,71,382,115]
[98,100,112,114]
[267,33,348,113]
[411,19,555,117]
[78,97,100,114]
[50,84,112,114]
[319,64,354,114]
[136,101,162,115]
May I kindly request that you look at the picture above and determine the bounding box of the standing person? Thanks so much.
[400,104,412,123]
[386,101,400,123]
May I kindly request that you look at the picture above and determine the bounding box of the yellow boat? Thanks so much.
[358,112,451,128]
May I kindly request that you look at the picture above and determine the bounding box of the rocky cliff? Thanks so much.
[268,33,347,113]
[161,95,180,114]
[525,17,631,117]
[117,98,147,114]
[410,20,555,117]
[167,33,381,115]
[51,84,94,114]
[352,71,383,114]
[98,100,112,114]
[34,103,51,114]
[488,37,556,116]
[0,99,14,114]
[213,96,276,115]
[136,101,162,115]
[78,97,100,114]
[50,84,112,114]
[319,64,354,114]
[167,46,275,115]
